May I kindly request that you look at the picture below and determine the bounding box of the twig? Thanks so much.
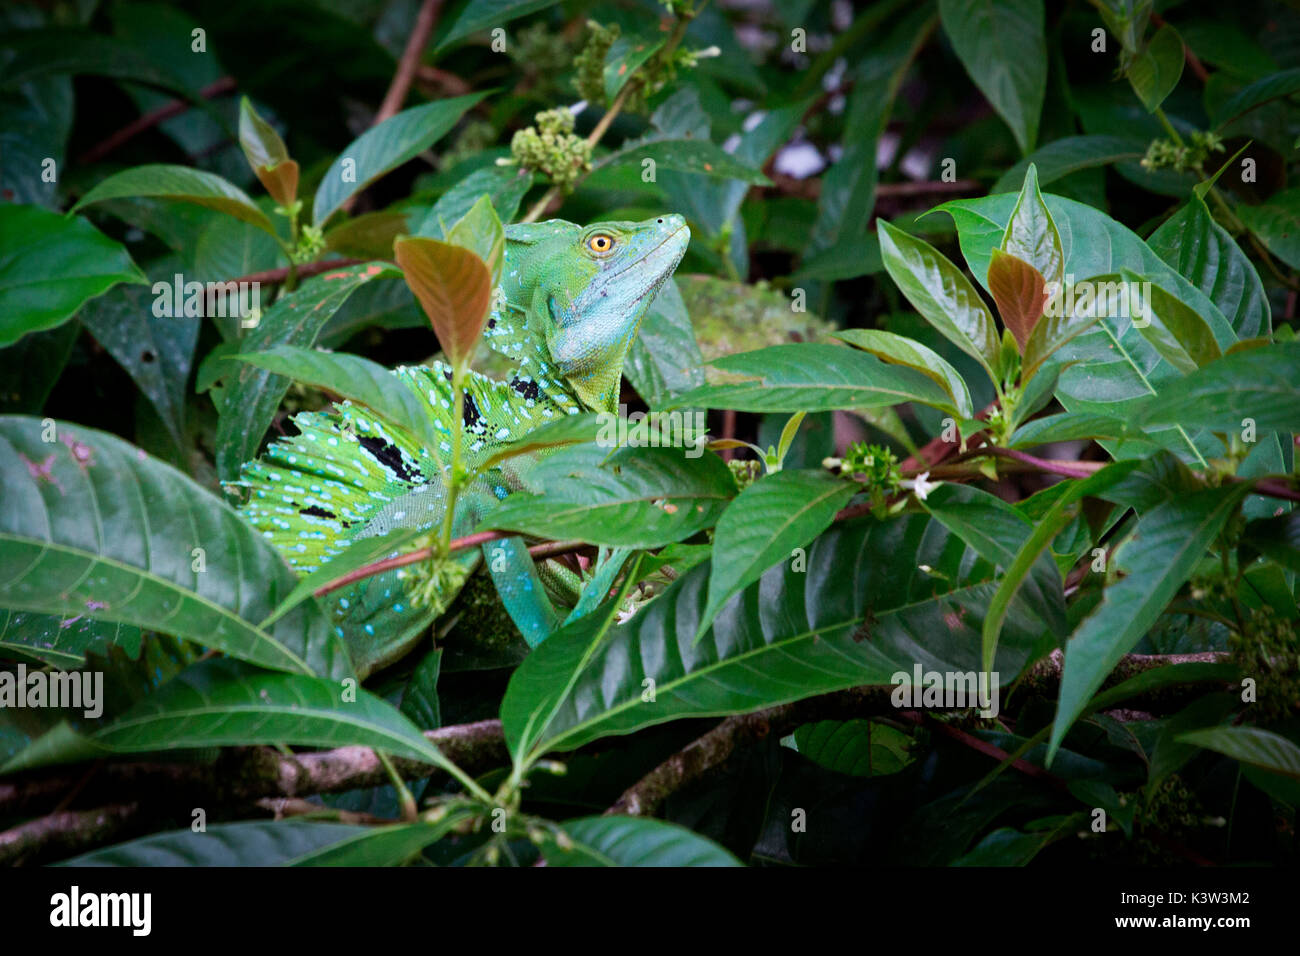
[374,0,445,126]
[0,803,141,867]
[312,533,589,599]
[228,258,366,287]
[77,76,236,165]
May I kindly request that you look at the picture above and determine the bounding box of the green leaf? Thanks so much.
[1148,195,1269,339]
[878,220,1000,381]
[604,34,665,102]
[1241,512,1300,573]
[1122,271,1223,372]
[0,28,205,96]
[545,816,742,867]
[214,263,399,482]
[60,818,465,866]
[789,719,916,777]
[481,445,736,549]
[1212,67,1300,128]
[324,210,410,260]
[1127,24,1185,112]
[444,195,505,287]
[415,165,533,236]
[980,462,1141,672]
[80,283,198,449]
[938,0,1045,152]
[807,8,933,252]
[231,344,444,459]
[833,329,974,418]
[923,483,1066,649]
[625,279,706,409]
[0,610,141,670]
[671,343,956,414]
[696,470,856,640]
[312,93,488,226]
[1130,342,1300,433]
[991,135,1148,194]
[434,0,563,53]
[1176,726,1300,780]
[501,515,1051,758]
[393,236,493,372]
[239,97,297,207]
[0,417,352,680]
[0,205,145,347]
[1048,484,1251,763]
[72,164,278,237]
[1001,164,1063,290]
[1236,188,1300,271]
[478,413,604,471]
[596,139,771,185]
[3,658,453,774]
[400,647,443,730]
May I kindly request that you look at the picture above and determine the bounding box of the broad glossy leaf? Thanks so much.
[0,417,352,680]
[671,343,955,413]
[833,329,973,418]
[80,282,199,448]
[625,279,706,409]
[393,236,492,371]
[1049,484,1251,762]
[231,344,444,457]
[501,515,1052,758]
[1130,342,1300,433]
[72,164,277,236]
[1001,164,1063,290]
[3,658,450,773]
[481,444,736,549]
[434,0,562,52]
[416,165,534,236]
[0,610,141,669]
[878,220,1000,380]
[1177,726,1300,780]
[214,263,399,481]
[1148,196,1269,339]
[0,28,202,94]
[60,818,464,866]
[400,647,443,730]
[478,413,603,470]
[991,135,1148,194]
[0,75,72,209]
[790,719,915,777]
[1236,188,1300,271]
[313,93,487,226]
[939,0,1045,152]
[1123,271,1222,372]
[0,205,145,347]
[1212,67,1300,127]
[1128,24,1184,112]
[324,209,410,260]
[697,470,856,640]
[546,816,742,867]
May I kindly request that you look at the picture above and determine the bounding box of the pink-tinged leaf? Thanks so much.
[988,248,1047,353]
[393,236,492,371]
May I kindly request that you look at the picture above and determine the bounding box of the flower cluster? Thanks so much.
[503,108,592,193]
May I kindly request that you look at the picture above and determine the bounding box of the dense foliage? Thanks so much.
[1,0,1298,868]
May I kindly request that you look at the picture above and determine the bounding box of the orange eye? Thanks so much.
[587,234,614,254]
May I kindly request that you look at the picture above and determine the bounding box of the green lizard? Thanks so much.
[232,214,690,674]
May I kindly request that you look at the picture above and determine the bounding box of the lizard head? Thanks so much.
[511,214,690,412]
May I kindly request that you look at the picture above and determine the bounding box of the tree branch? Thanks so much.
[77,77,236,165]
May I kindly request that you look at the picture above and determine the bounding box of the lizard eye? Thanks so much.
[586,234,615,255]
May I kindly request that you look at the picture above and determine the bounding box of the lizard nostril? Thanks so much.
[657,218,663,223]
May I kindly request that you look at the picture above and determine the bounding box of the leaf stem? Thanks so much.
[376,750,419,821]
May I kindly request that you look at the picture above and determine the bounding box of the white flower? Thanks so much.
[903,471,938,501]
